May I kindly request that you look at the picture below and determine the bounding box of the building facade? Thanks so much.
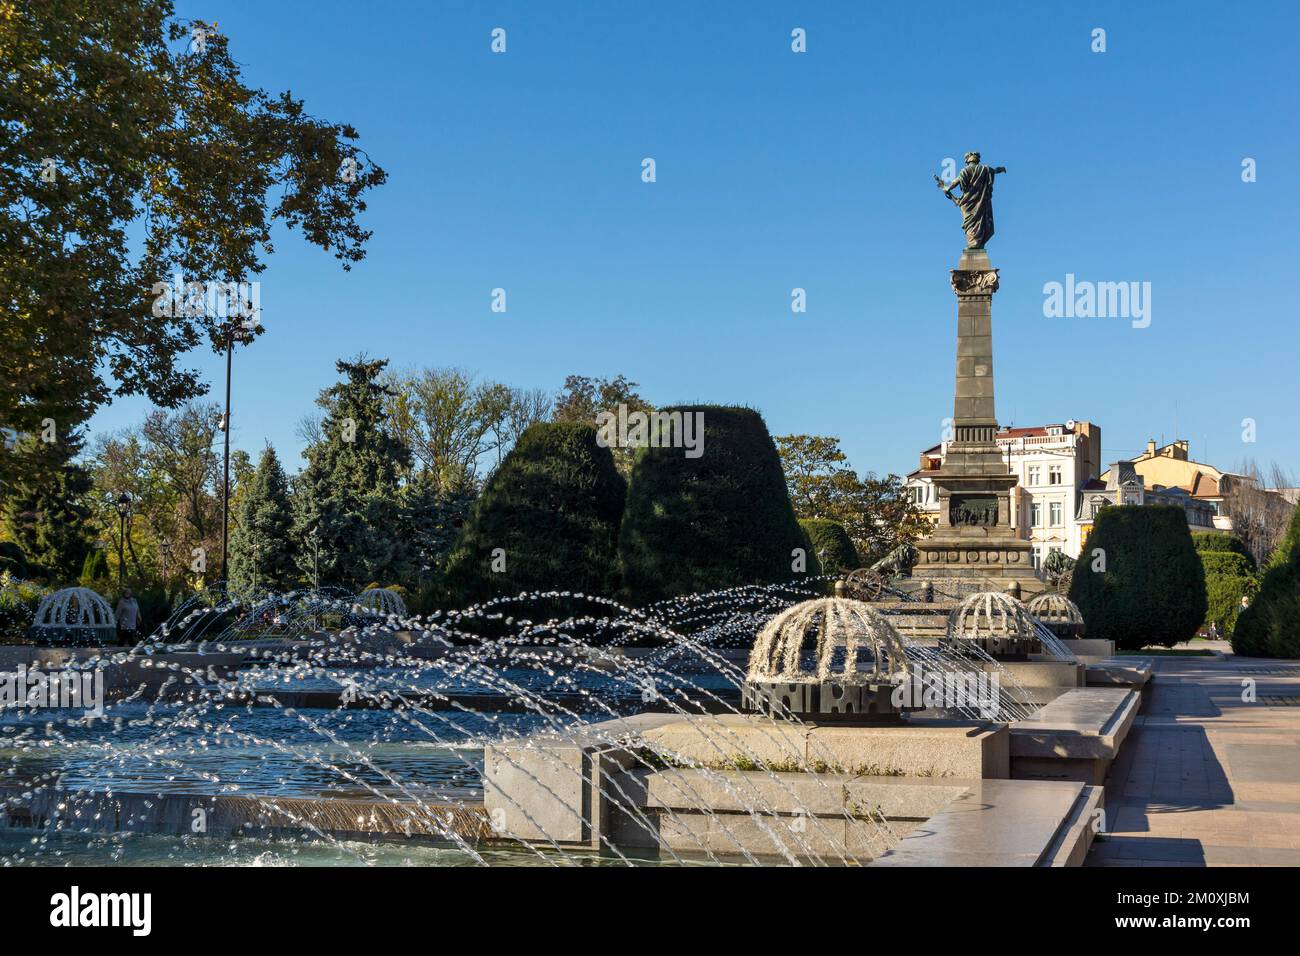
[906,421,1103,570]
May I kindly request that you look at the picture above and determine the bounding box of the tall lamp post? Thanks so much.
[115,492,132,586]
[218,328,234,586]
[160,536,173,589]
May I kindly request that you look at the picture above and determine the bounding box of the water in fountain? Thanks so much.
[2,581,924,867]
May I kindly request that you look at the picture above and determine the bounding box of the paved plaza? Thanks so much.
[1089,643,1300,866]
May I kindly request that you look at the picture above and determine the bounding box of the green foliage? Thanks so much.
[1069,505,1207,650]
[776,434,927,564]
[553,374,653,478]
[229,445,298,593]
[293,357,412,589]
[1,432,94,582]
[619,406,813,603]
[1234,500,1300,658]
[1192,532,1255,569]
[1199,551,1256,636]
[0,2,383,498]
[81,549,110,582]
[0,574,48,644]
[443,422,626,605]
[798,519,860,574]
[0,542,28,578]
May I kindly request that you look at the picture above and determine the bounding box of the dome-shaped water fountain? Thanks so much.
[356,587,407,618]
[1026,591,1086,639]
[744,587,916,722]
[29,587,117,646]
[944,591,1041,659]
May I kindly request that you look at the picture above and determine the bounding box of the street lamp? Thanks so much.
[160,536,173,588]
[115,492,132,586]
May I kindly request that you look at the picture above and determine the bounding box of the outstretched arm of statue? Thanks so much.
[992,166,1007,174]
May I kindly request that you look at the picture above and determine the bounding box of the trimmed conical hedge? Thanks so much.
[1068,504,1207,650]
[442,421,626,605]
[799,519,860,575]
[1233,500,1300,658]
[617,405,815,603]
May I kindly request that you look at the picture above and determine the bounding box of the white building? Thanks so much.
[906,421,1103,570]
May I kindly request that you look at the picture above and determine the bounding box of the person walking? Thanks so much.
[115,588,141,645]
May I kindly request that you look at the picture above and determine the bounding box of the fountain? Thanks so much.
[944,591,1042,660]
[742,588,917,722]
[356,587,408,619]
[28,587,117,646]
[1027,591,1086,639]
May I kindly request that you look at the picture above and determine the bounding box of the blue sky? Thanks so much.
[89,0,1300,480]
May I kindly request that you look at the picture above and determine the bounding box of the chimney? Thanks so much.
[1146,439,1156,457]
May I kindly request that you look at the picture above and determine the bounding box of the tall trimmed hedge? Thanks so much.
[442,422,626,605]
[799,519,860,574]
[1233,500,1300,658]
[1193,532,1255,569]
[618,405,814,603]
[1069,505,1207,650]
[1199,551,1255,636]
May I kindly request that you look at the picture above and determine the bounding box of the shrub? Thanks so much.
[1069,505,1207,650]
[1199,551,1256,636]
[0,574,46,644]
[442,422,626,606]
[0,542,28,578]
[798,519,860,575]
[1234,501,1300,658]
[1192,532,1255,569]
[618,405,815,603]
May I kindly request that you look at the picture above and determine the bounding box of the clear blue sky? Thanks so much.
[89,0,1300,481]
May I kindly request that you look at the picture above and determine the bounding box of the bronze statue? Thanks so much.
[934,152,1006,249]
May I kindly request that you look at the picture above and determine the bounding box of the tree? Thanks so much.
[798,519,859,575]
[1042,550,1077,591]
[229,445,298,593]
[1218,461,1295,567]
[776,434,928,564]
[1068,505,1207,650]
[1233,500,1300,658]
[1,431,93,581]
[442,422,626,605]
[619,406,813,603]
[1,2,384,495]
[293,357,412,589]
[384,367,515,491]
[553,375,653,477]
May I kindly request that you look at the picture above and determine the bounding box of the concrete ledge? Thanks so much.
[638,714,1009,779]
[1086,657,1153,688]
[872,779,1099,867]
[1010,687,1140,784]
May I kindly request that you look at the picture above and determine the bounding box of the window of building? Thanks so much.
[1050,501,1062,526]
[1031,502,1042,527]
[1049,464,1062,485]
[1027,466,1040,486]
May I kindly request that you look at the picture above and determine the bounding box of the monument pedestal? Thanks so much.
[914,248,1039,593]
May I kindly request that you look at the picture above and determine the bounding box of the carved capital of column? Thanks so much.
[950,269,1000,295]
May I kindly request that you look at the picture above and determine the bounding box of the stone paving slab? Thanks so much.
[1087,650,1300,867]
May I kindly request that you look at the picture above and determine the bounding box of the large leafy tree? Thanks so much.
[228,444,296,593]
[1,429,93,581]
[0,1,384,494]
[294,357,411,589]
[776,435,927,565]
[1233,500,1300,658]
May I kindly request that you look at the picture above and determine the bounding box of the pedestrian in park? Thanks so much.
[115,588,141,644]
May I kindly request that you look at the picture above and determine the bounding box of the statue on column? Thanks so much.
[934,152,1006,250]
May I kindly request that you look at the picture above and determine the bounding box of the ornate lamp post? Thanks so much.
[115,492,133,586]
[160,536,173,588]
